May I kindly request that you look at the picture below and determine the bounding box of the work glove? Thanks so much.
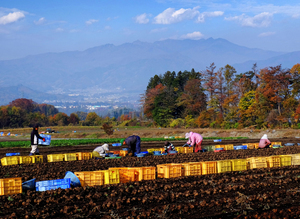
[43,138,45,142]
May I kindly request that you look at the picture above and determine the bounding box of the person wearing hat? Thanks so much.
[30,124,45,155]
[258,134,271,149]
[185,132,203,152]
[92,144,109,158]
[120,135,141,156]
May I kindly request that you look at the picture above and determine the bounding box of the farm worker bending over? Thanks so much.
[258,134,271,149]
[185,132,203,153]
[30,125,45,156]
[164,141,175,153]
[121,135,141,156]
[92,144,109,158]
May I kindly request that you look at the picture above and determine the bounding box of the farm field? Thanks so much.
[1,138,300,218]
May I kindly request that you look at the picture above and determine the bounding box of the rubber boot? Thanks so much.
[29,153,33,156]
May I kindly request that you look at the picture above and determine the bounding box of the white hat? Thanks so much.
[185,132,190,139]
[261,134,268,140]
[103,144,109,151]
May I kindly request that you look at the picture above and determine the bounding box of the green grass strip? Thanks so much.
[0,136,248,148]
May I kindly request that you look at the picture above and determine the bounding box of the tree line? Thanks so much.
[0,98,138,128]
[142,63,300,129]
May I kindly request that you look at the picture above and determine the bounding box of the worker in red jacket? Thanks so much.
[258,134,271,149]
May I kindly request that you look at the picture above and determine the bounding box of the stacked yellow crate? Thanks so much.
[47,154,64,162]
[200,161,217,175]
[64,153,77,161]
[247,157,267,169]
[75,171,105,186]
[224,144,234,150]
[1,156,19,166]
[290,154,300,165]
[217,160,232,173]
[181,162,201,176]
[157,163,182,178]
[231,159,247,171]
[279,155,292,166]
[0,177,22,195]
[76,152,92,160]
[266,156,281,168]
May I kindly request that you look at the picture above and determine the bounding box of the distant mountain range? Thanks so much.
[0,38,299,105]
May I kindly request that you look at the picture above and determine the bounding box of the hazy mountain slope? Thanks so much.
[0,38,290,95]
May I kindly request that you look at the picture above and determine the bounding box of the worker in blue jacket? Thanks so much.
[120,135,141,156]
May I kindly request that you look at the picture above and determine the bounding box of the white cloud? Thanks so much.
[0,11,25,25]
[154,6,200,24]
[55,28,64,32]
[154,6,223,24]
[34,17,45,25]
[181,31,204,40]
[86,19,99,25]
[225,12,273,27]
[134,13,150,24]
[196,11,224,23]
[258,31,276,37]
[104,26,111,30]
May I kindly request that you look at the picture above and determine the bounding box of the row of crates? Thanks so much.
[47,152,92,162]
[147,147,194,155]
[214,142,282,151]
[1,155,43,166]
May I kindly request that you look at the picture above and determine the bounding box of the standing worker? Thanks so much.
[185,132,203,152]
[121,135,141,156]
[92,144,109,158]
[30,125,45,155]
[258,134,271,149]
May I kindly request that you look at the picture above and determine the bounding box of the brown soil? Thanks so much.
[1,138,300,218]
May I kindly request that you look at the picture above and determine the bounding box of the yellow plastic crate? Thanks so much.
[279,155,292,166]
[0,177,22,196]
[182,147,194,153]
[217,160,232,173]
[231,159,247,171]
[290,154,300,165]
[224,144,234,150]
[272,142,282,146]
[120,168,139,183]
[157,164,182,178]
[247,143,256,150]
[200,161,217,175]
[64,153,77,161]
[19,156,33,164]
[119,150,128,157]
[1,156,19,166]
[141,166,156,180]
[247,157,267,169]
[76,152,91,160]
[175,147,183,153]
[32,155,43,163]
[47,154,64,162]
[181,162,201,176]
[147,148,156,155]
[75,171,104,187]
[266,156,281,168]
[254,143,259,149]
[103,169,120,185]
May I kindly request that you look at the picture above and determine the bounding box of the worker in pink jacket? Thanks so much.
[185,132,203,152]
[258,134,271,149]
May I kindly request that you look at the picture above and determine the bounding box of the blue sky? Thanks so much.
[0,0,300,60]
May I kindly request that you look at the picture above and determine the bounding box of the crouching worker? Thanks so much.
[258,134,271,149]
[121,135,141,156]
[30,125,45,156]
[164,141,175,153]
[92,144,109,158]
[185,132,203,153]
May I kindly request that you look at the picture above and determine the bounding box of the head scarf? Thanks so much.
[185,132,190,139]
[261,134,268,140]
[102,144,109,151]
